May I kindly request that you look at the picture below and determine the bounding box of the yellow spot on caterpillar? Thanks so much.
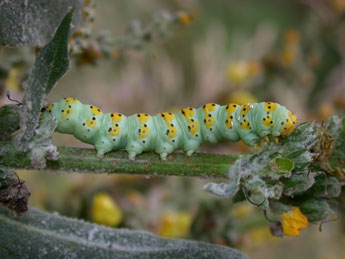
[241,104,250,116]
[264,102,277,112]
[181,108,195,118]
[160,112,175,123]
[167,124,178,139]
[111,113,123,124]
[90,105,101,115]
[225,116,234,129]
[109,125,120,137]
[188,120,199,135]
[240,120,251,130]
[64,97,78,104]
[48,104,55,111]
[262,116,273,127]
[226,103,238,114]
[289,112,298,125]
[85,118,97,128]
[139,125,149,139]
[61,108,74,119]
[281,112,298,137]
[137,113,150,124]
[204,115,214,128]
[203,103,216,112]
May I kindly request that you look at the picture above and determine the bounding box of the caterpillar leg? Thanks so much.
[263,136,270,144]
[240,133,261,147]
[186,150,195,156]
[95,144,112,158]
[128,151,138,161]
[273,136,280,145]
[160,152,168,161]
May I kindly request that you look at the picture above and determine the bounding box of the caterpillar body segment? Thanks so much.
[44,98,298,160]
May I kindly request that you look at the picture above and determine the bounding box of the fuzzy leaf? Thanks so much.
[0,207,248,259]
[0,0,83,47]
[0,105,20,140]
[270,157,294,175]
[13,10,73,151]
[299,198,332,222]
[327,116,345,173]
[308,175,341,198]
[28,114,59,169]
[282,171,316,197]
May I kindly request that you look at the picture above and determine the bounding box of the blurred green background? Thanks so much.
[1,0,345,258]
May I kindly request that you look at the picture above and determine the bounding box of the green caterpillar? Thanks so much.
[43,98,298,160]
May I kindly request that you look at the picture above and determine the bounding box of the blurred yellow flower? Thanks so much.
[280,30,300,67]
[158,211,192,238]
[244,226,281,250]
[284,30,300,45]
[330,0,345,13]
[318,102,335,120]
[177,11,197,27]
[4,68,21,92]
[280,207,309,236]
[226,60,262,85]
[227,91,258,105]
[112,49,119,58]
[231,202,254,219]
[91,193,123,227]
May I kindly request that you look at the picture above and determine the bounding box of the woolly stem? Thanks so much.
[0,142,241,178]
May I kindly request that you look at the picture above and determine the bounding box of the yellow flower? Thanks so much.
[91,193,123,227]
[158,211,192,238]
[226,61,250,85]
[226,60,262,85]
[227,91,258,105]
[330,0,345,13]
[231,202,254,219]
[280,30,300,67]
[280,207,309,236]
[4,68,21,92]
[177,11,197,27]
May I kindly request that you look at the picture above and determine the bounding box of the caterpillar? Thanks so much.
[43,98,298,160]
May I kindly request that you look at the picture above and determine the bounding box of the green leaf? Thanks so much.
[270,157,294,175]
[299,198,332,222]
[28,114,58,169]
[0,165,17,191]
[327,116,345,172]
[0,0,83,47]
[282,171,316,197]
[13,9,73,151]
[0,105,20,140]
[0,207,248,259]
[308,175,341,198]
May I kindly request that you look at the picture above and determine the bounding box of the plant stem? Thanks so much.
[0,142,241,178]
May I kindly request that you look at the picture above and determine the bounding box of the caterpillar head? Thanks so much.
[281,112,298,137]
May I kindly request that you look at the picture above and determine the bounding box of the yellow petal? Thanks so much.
[158,211,192,238]
[280,207,309,237]
[91,193,123,227]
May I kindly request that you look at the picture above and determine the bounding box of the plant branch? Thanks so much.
[0,142,240,178]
